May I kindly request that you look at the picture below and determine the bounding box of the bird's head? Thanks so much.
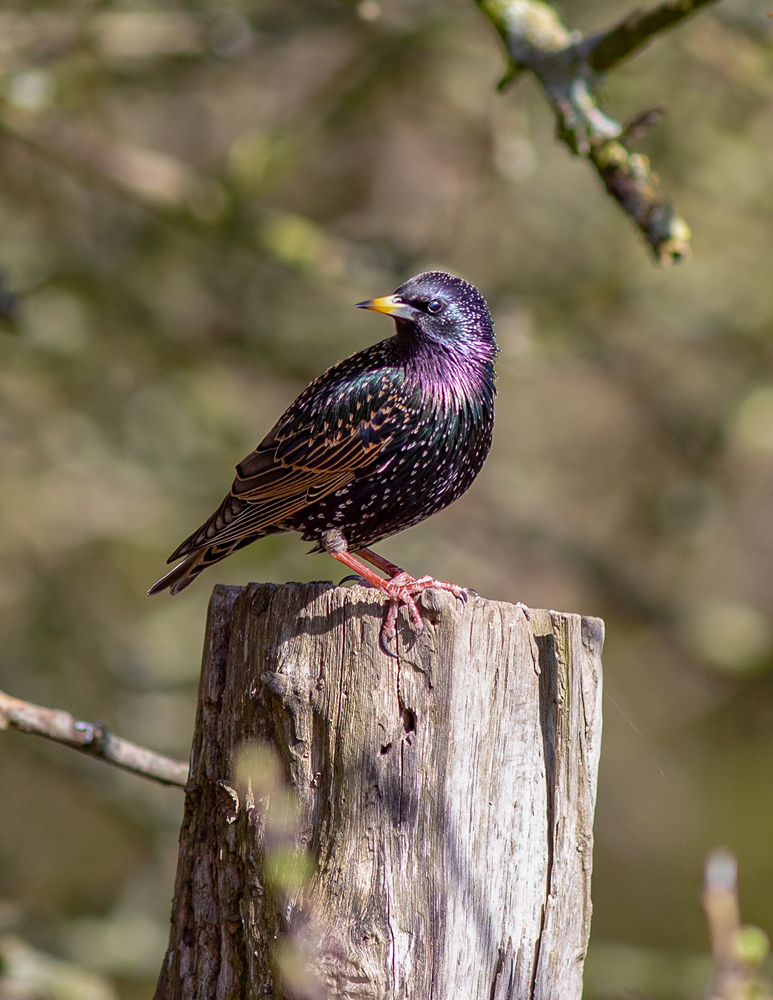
[356,271,496,352]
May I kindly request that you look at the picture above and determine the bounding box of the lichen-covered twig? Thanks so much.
[0,688,189,788]
[475,0,722,263]
[587,0,720,73]
[702,849,772,1000]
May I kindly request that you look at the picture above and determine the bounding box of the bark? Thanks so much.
[0,689,188,787]
[154,582,604,1000]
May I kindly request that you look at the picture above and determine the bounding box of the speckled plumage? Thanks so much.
[149,272,497,612]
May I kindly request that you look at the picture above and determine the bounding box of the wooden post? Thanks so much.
[154,582,604,1000]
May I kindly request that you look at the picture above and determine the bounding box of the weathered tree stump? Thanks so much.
[154,582,604,1000]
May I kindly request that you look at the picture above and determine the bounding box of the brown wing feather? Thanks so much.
[179,471,355,555]
[166,370,407,563]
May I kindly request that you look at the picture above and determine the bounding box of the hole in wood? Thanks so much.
[380,742,393,755]
[401,707,415,734]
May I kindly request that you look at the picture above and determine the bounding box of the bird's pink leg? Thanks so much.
[356,548,469,606]
[328,547,468,650]
[354,548,403,578]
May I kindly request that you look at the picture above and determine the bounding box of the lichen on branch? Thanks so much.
[476,0,720,263]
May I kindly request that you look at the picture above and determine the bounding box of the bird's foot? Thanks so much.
[379,572,468,653]
[323,544,469,656]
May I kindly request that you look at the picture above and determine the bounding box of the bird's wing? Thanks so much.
[168,362,408,560]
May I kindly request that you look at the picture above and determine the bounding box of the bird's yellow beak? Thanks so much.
[355,295,415,320]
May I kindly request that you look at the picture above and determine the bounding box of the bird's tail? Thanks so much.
[148,546,228,596]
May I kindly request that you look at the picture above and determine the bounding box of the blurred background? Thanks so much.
[0,0,771,996]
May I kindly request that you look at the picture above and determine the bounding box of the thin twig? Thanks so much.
[587,0,720,73]
[702,848,773,1000]
[475,0,723,262]
[0,689,189,788]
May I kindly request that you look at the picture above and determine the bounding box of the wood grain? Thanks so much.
[154,582,603,1000]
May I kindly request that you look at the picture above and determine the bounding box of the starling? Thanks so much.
[149,271,497,647]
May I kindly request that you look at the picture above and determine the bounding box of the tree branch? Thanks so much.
[475,0,722,263]
[702,849,773,1000]
[588,0,720,73]
[0,689,189,788]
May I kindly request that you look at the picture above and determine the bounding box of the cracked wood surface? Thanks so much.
[154,582,603,999]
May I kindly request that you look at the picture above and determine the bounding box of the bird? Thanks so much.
[149,270,497,649]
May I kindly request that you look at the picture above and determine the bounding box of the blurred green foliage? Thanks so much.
[0,0,771,996]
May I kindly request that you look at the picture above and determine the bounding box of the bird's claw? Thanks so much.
[339,573,378,588]
[377,573,468,655]
[380,605,399,657]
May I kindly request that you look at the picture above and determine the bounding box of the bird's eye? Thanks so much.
[427,299,443,314]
